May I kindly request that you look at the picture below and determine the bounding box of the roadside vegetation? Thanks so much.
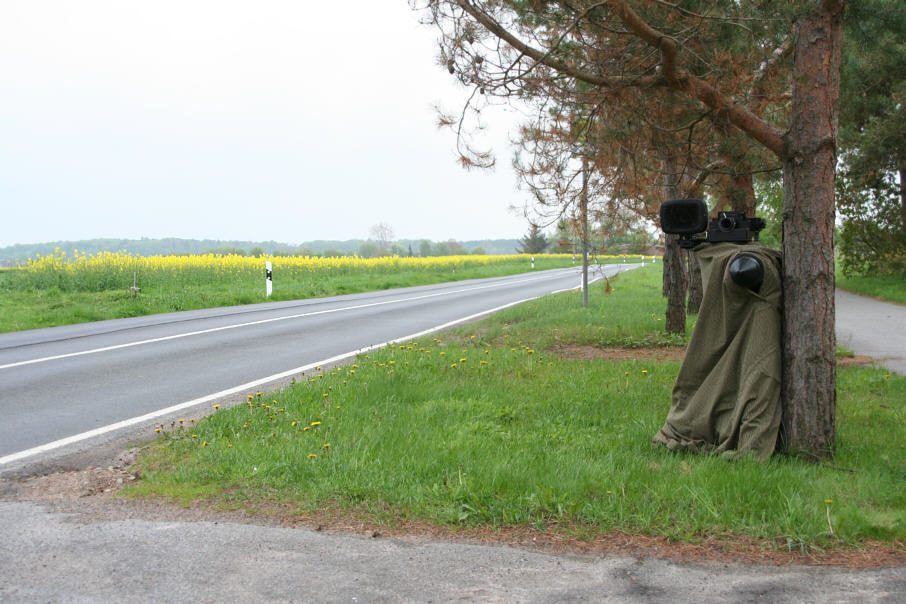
[836,270,906,306]
[127,265,905,554]
[0,251,638,333]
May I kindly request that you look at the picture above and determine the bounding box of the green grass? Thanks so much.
[127,265,906,551]
[836,271,906,305]
[0,257,582,333]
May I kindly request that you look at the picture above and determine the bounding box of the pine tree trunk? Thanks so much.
[781,0,843,459]
[686,249,702,315]
[664,234,687,334]
[662,157,686,334]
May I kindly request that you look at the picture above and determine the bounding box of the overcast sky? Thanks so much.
[0,1,532,248]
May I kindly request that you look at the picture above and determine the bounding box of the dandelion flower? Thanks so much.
[308,454,317,459]
[323,443,331,449]
[212,404,220,409]
[311,421,321,427]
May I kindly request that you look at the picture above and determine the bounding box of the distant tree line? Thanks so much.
[0,236,521,264]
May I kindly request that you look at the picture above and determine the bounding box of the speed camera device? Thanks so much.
[659,198,766,249]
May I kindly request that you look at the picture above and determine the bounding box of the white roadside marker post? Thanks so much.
[265,261,273,297]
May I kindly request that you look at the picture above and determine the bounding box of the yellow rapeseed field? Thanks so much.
[16,249,644,293]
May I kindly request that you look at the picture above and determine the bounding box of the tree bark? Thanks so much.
[780,0,843,459]
[730,171,756,216]
[662,157,686,334]
[664,235,687,333]
[686,249,702,315]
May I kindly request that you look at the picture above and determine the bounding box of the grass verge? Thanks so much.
[126,265,905,554]
[836,271,906,306]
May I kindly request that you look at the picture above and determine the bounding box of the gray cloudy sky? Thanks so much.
[0,1,531,248]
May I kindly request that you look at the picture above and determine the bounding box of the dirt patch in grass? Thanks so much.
[837,354,889,368]
[548,344,686,362]
[2,459,903,570]
[550,345,884,369]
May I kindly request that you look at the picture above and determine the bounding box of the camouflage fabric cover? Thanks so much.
[653,242,783,460]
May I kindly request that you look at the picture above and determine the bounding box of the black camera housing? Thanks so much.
[660,198,765,248]
[660,198,708,237]
[707,212,766,244]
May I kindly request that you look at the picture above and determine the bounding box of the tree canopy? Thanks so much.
[416,0,844,458]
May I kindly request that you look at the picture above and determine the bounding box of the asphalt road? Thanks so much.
[0,264,639,469]
[0,499,902,603]
[835,289,906,375]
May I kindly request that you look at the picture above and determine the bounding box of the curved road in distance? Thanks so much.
[0,264,642,469]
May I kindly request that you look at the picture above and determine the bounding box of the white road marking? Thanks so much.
[0,271,568,371]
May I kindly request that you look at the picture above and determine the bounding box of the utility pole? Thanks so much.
[581,155,589,308]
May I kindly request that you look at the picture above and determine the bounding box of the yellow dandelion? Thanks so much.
[202,441,208,447]
[303,426,311,431]
[323,443,331,449]
[154,428,161,433]
[311,421,321,427]
[192,434,198,438]
[212,404,220,409]
[308,454,317,459]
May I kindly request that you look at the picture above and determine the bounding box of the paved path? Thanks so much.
[835,289,906,375]
[0,500,902,603]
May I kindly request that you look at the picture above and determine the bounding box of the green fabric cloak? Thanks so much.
[653,242,783,460]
